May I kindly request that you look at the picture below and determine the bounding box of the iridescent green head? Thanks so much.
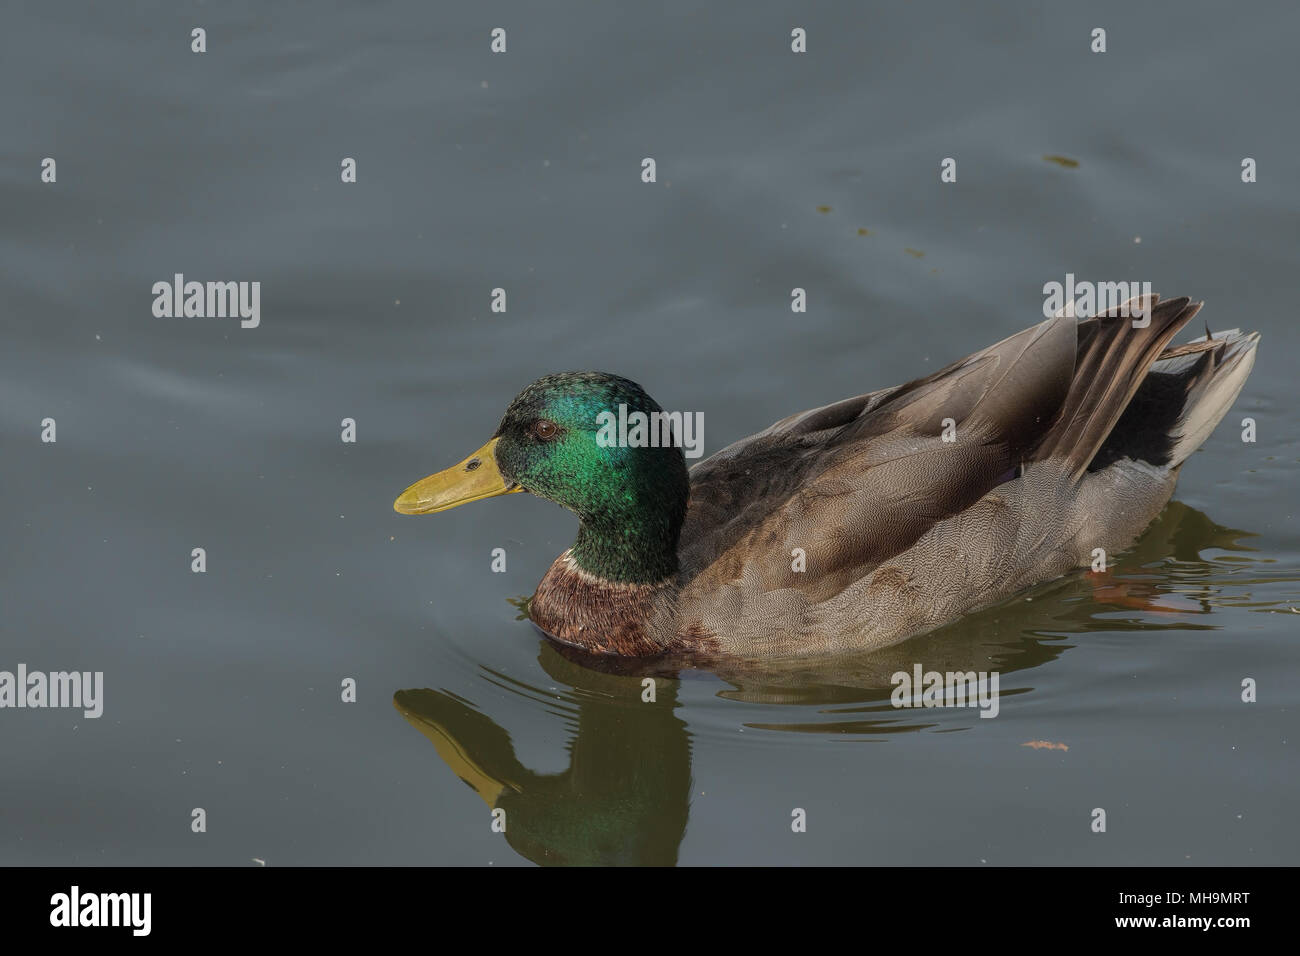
[395,372,690,583]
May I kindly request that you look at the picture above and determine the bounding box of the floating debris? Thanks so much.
[904,248,925,258]
[1043,155,1080,168]
[816,205,832,214]
[1022,740,1069,751]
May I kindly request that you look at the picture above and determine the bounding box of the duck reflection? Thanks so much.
[394,645,691,866]
[394,501,1258,865]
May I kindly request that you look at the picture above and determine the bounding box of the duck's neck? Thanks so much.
[571,513,679,584]
[530,510,685,656]
[528,453,690,656]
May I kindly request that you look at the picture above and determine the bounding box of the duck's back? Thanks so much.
[673,296,1257,657]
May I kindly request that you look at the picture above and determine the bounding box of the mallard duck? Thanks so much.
[395,295,1257,660]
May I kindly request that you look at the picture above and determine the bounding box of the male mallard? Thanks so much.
[395,295,1257,661]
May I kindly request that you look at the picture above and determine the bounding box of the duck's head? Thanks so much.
[394,372,690,583]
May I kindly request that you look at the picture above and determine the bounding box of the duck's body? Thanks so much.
[398,295,1257,662]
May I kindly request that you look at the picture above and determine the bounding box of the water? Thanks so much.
[2,1,1296,865]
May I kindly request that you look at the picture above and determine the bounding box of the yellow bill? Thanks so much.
[393,437,523,515]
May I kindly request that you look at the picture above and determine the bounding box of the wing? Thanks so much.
[679,295,1206,609]
[678,312,1078,601]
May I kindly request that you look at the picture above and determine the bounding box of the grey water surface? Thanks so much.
[2,1,1297,865]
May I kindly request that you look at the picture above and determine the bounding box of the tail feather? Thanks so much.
[1033,294,1203,478]
[1163,329,1259,466]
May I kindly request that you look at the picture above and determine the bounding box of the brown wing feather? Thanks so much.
[679,313,1079,600]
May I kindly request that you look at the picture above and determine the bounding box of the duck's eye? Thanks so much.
[532,419,559,441]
